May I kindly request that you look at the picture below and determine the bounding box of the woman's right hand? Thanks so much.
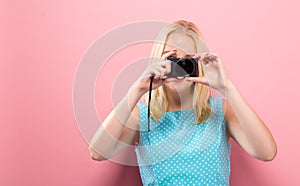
[132,50,177,95]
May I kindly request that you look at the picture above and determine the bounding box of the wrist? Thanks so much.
[220,80,236,96]
[129,84,147,98]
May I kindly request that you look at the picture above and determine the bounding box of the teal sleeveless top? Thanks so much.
[134,96,231,186]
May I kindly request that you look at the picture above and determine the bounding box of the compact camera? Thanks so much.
[166,56,199,77]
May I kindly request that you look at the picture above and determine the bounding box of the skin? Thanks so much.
[88,32,277,162]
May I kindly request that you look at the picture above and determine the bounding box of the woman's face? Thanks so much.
[163,32,197,92]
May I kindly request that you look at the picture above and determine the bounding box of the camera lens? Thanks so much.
[175,58,195,76]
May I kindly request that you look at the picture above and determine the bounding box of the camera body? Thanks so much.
[166,56,199,77]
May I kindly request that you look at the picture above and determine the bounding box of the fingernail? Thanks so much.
[173,50,177,52]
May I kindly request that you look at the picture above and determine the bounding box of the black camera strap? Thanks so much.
[148,75,155,132]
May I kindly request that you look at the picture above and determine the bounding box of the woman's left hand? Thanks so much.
[186,52,231,96]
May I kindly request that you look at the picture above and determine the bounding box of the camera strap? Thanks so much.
[148,75,155,132]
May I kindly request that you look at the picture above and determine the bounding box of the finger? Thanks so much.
[160,60,166,68]
[157,67,168,78]
[193,52,213,62]
[161,50,177,59]
[157,66,165,72]
[150,69,161,79]
[207,52,218,57]
[199,52,211,61]
[206,54,218,61]
[192,52,206,59]
[186,77,209,85]
[203,53,219,61]
[158,60,172,78]
[161,75,168,79]
[164,60,172,74]
[152,66,170,79]
[202,58,210,65]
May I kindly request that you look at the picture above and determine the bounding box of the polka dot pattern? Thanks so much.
[135,96,231,185]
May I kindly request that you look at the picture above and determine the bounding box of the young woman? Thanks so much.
[88,20,277,185]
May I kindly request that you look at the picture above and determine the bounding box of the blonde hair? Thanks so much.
[145,20,212,124]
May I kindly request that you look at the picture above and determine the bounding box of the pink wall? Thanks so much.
[1,0,300,185]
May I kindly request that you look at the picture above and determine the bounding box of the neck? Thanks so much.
[164,85,194,111]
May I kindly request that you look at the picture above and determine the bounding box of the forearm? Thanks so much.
[223,82,277,160]
[88,85,144,159]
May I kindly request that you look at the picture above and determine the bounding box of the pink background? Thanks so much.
[1,0,300,185]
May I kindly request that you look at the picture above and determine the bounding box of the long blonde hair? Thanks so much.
[145,20,212,124]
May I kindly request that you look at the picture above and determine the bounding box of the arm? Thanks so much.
[88,86,143,161]
[88,50,177,161]
[187,52,277,161]
[223,82,277,161]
